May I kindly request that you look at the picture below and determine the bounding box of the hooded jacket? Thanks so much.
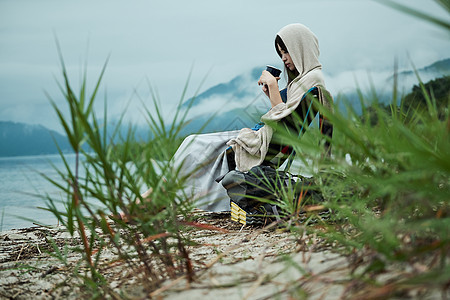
[227,23,332,172]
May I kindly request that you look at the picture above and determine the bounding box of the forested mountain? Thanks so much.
[0,121,71,157]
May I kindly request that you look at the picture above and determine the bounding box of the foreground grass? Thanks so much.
[41,45,204,297]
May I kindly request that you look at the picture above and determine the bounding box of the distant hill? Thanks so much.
[396,58,450,77]
[181,67,262,109]
[0,121,72,157]
[179,66,272,134]
[339,58,450,113]
[178,58,450,134]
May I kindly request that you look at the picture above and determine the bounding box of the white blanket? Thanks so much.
[173,130,239,211]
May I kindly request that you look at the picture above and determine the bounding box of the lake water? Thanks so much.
[0,154,77,231]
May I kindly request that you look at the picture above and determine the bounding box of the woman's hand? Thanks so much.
[258,70,280,93]
[258,70,283,108]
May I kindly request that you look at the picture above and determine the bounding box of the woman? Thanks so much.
[157,23,332,213]
[227,23,332,173]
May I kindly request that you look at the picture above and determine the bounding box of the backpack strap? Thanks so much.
[284,92,315,172]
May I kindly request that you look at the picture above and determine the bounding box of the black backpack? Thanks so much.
[221,165,324,226]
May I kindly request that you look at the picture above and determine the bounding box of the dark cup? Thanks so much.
[266,65,282,77]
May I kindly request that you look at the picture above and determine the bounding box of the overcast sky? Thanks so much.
[0,0,449,132]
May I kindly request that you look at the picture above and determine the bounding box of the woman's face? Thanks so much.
[277,44,295,72]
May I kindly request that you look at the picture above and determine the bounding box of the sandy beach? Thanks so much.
[0,212,446,299]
